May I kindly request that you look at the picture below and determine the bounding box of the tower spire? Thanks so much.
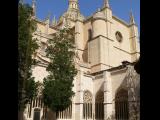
[32,0,36,17]
[130,11,135,25]
[104,0,110,8]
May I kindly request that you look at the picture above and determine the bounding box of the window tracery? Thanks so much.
[83,90,92,119]
[83,90,92,103]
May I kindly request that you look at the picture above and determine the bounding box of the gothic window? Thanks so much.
[83,90,92,119]
[33,108,40,120]
[88,29,92,40]
[115,89,129,120]
[95,91,104,119]
[115,31,123,42]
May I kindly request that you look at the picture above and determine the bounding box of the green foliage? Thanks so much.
[18,3,39,110]
[25,77,39,102]
[43,28,77,112]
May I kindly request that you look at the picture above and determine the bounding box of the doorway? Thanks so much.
[33,108,40,120]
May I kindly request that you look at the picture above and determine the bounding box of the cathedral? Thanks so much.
[24,0,140,120]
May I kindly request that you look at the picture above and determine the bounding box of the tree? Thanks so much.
[18,2,39,113]
[43,28,77,112]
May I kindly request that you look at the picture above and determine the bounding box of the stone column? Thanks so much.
[79,71,84,120]
[103,71,113,120]
[74,70,83,120]
[75,17,84,62]
[92,78,96,120]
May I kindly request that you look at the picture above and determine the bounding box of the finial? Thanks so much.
[130,11,135,25]
[44,11,51,24]
[32,0,36,16]
[32,0,35,3]
[52,15,57,25]
[46,11,51,20]
[32,0,36,7]
[19,0,24,4]
[68,0,79,10]
[97,8,101,12]
[104,0,110,8]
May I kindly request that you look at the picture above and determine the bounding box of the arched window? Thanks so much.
[83,90,92,119]
[95,90,104,119]
[115,89,129,120]
[33,108,40,120]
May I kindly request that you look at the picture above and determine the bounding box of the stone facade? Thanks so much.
[24,0,140,120]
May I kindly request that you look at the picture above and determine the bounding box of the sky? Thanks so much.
[24,0,140,32]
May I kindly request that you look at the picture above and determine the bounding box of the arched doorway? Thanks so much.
[33,108,41,120]
[95,90,104,119]
[115,89,129,120]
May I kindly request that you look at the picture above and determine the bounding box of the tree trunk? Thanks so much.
[18,110,24,120]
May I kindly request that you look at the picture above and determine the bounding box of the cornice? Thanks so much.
[84,16,93,23]
[37,55,50,64]
[77,48,87,51]
[128,23,138,27]
[129,36,139,39]
[113,46,140,55]
[91,63,112,69]
[34,32,53,39]
[112,15,129,27]
[89,35,114,42]
[92,16,106,22]
[34,18,46,25]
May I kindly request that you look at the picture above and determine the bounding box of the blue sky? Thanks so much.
[24,0,140,32]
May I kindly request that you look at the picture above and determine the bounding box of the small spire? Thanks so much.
[104,0,110,8]
[44,11,51,24]
[97,8,101,12]
[130,11,135,25]
[32,0,36,16]
[52,15,57,26]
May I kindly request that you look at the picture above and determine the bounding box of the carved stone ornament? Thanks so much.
[83,90,92,103]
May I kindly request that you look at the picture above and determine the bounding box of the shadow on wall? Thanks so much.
[134,59,140,74]
[95,82,105,120]
[82,42,88,63]
[114,65,140,120]
[46,109,56,120]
